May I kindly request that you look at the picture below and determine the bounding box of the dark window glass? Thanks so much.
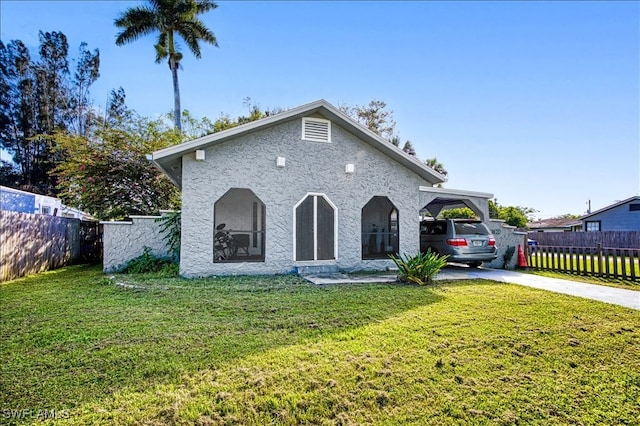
[295,196,315,261]
[317,196,335,260]
[454,222,490,235]
[214,188,265,263]
[361,196,399,259]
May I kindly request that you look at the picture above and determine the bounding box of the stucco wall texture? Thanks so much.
[486,219,527,269]
[179,118,488,277]
[102,216,170,272]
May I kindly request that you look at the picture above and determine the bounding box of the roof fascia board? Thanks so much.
[580,196,640,219]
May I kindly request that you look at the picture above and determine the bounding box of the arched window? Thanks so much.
[294,193,337,261]
[214,188,265,262]
[362,196,399,259]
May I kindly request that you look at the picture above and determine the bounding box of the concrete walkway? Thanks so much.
[303,267,640,310]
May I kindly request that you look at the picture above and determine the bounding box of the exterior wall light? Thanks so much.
[276,156,286,168]
[345,163,355,174]
[195,150,206,161]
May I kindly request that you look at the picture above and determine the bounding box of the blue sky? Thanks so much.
[1,0,638,219]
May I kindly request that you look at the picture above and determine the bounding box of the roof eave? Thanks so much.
[150,98,449,187]
[579,196,640,219]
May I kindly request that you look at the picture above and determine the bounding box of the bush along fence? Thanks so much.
[0,210,101,282]
[527,244,640,281]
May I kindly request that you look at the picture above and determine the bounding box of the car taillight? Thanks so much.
[447,238,467,247]
[488,238,496,246]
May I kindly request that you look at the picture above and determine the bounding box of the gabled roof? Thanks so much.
[580,196,640,220]
[527,218,582,229]
[149,99,447,188]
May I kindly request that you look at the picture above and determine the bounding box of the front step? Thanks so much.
[296,264,340,276]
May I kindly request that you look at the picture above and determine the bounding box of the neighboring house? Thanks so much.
[148,99,494,277]
[0,185,92,220]
[527,218,582,232]
[579,196,640,232]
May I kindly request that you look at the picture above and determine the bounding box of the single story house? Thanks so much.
[579,196,640,231]
[527,218,582,232]
[148,99,496,277]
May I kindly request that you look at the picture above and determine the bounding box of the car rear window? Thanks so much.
[453,222,490,235]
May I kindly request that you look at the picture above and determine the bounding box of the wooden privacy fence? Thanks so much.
[528,231,640,249]
[0,210,100,282]
[527,244,640,281]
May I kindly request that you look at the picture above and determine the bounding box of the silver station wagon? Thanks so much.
[420,219,498,268]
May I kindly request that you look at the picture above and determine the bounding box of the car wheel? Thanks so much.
[468,261,482,268]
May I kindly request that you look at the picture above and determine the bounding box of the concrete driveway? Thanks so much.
[437,265,640,310]
[303,266,640,310]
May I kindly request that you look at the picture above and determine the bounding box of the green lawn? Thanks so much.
[524,269,640,290]
[1,265,638,425]
[528,251,640,283]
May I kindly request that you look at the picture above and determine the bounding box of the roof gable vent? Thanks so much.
[302,117,331,143]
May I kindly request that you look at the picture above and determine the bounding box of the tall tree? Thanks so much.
[340,99,396,140]
[115,0,218,131]
[105,87,131,125]
[0,32,100,193]
[70,42,100,136]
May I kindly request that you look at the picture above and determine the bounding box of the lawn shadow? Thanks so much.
[1,267,448,416]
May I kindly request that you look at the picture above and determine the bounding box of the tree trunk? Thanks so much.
[170,59,181,131]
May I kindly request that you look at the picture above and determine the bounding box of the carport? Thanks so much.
[419,186,493,221]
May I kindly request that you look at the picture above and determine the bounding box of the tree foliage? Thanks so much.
[159,99,283,140]
[54,114,181,220]
[340,100,396,140]
[424,157,447,177]
[115,0,218,131]
[554,213,581,219]
[0,32,100,193]
[340,100,450,179]
[441,207,476,219]
[439,201,536,228]
[489,200,537,228]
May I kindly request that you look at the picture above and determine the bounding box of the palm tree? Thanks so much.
[115,0,218,131]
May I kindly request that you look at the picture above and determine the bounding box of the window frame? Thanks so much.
[585,220,601,232]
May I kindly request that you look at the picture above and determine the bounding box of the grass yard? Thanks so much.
[1,265,638,425]
[528,251,640,284]
[526,269,640,290]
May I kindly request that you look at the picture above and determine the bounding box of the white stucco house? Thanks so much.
[104,99,503,276]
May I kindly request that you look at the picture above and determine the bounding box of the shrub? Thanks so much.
[503,246,516,269]
[155,211,181,262]
[389,250,449,285]
[121,247,178,276]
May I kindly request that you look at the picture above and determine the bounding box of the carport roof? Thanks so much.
[419,186,494,219]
